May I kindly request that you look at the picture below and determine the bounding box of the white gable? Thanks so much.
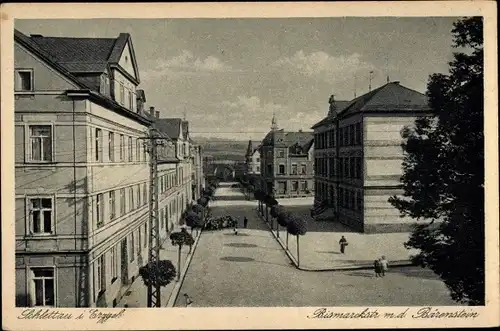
[118,41,137,80]
[178,123,183,140]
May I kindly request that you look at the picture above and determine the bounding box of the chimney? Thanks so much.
[155,111,160,119]
[149,106,155,117]
[393,81,400,84]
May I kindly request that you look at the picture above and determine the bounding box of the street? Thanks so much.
[174,183,459,307]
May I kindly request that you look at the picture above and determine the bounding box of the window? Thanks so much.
[300,181,308,191]
[356,123,361,145]
[135,140,140,162]
[96,255,105,294]
[350,157,355,178]
[110,247,118,282]
[278,150,284,158]
[277,181,286,194]
[15,69,33,92]
[119,83,125,105]
[292,181,298,192]
[129,187,134,212]
[31,268,54,306]
[143,142,148,161]
[109,191,116,220]
[128,91,134,110]
[120,135,125,161]
[95,129,102,162]
[356,192,363,212]
[278,164,285,175]
[300,164,307,175]
[256,165,260,172]
[120,188,126,215]
[137,185,141,207]
[344,158,349,178]
[256,157,260,162]
[138,229,142,252]
[291,164,298,175]
[128,137,133,162]
[29,125,52,162]
[29,198,53,234]
[129,233,135,262]
[108,132,114,162]
[96,194,103,228]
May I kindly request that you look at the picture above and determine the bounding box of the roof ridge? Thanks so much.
[31,35,116,41]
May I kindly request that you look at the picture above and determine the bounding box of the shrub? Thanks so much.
[139,260,176,287]
[270,204,283,218]
[277,210,291,227]
[191,204,204,214]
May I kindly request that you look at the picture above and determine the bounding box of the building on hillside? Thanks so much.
[244,140,261,183]
[14,29,153,308]
[311,82,433,233]
[258,114,315,198]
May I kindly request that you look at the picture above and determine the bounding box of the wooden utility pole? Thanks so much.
[140,129,170,307]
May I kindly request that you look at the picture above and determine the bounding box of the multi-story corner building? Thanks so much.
[14,30,154,308]
[311,82,433,233]
[259,115,315,198]
[244,140,261,183]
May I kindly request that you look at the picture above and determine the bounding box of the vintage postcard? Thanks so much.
[1,1,498,330]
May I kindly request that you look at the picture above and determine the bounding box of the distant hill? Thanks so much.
[192,136,252,161]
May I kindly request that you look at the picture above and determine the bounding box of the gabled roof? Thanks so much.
[311,82,431,130]
[261,129,313,148]
[245,140,261,156]
[155,118,183,139]
[27,32,140,84]
[311,100,350,129]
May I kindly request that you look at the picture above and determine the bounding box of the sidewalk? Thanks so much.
[116,225,202,307]
[256,205,417,271]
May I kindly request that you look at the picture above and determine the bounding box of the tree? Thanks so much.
[254,190,265,215]
[270,204,283,230]
[286,215,308,267]
[263,194,278,222]
[388,17,484,305]
[184,210,203,235]
[276,209,291,240]
[170,231,195,281]
[139,260,176,288]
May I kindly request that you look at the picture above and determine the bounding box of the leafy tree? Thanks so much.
[184,210,204,235]
[276,209,291,240]
[286,215,308,267]
[139,260,176,288]
[263,194,278,221]
[254,190,265,215]
[270,204,283,229]
[388,17,484,305]
[170,231,195,280]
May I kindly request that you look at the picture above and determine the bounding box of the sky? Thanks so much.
[15,17,459,141]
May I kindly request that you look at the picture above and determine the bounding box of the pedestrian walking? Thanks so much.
[243,217,248,228]
[183,293,193,307]
[233,222,238,235]
[374,260,382,278]
[380,255,389,277]
[339,235,348,254]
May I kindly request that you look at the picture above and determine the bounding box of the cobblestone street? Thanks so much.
[174,184,459,307]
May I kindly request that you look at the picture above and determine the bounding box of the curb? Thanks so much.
[256,209,414,272]
[166,228,203,307]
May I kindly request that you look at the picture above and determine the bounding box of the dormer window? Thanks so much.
[15,69,33,92]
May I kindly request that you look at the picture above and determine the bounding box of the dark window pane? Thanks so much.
[33,211,40,232]
[33,269,53,277]
[45,279,54,305]
[31,138,41,160]
[31,199,41,208]
[34,279,44,305]
[41,199,51,208]
[43,211,51,232]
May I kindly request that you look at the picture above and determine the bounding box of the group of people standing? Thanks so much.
[338,236,389,278]
[374,256,389,277]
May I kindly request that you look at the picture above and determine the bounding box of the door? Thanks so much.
[120,239,128,285]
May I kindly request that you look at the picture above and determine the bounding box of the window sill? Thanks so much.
[24,233,56,238]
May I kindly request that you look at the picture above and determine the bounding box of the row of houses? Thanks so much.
[14,30,204,307]
[245,81,431,234]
